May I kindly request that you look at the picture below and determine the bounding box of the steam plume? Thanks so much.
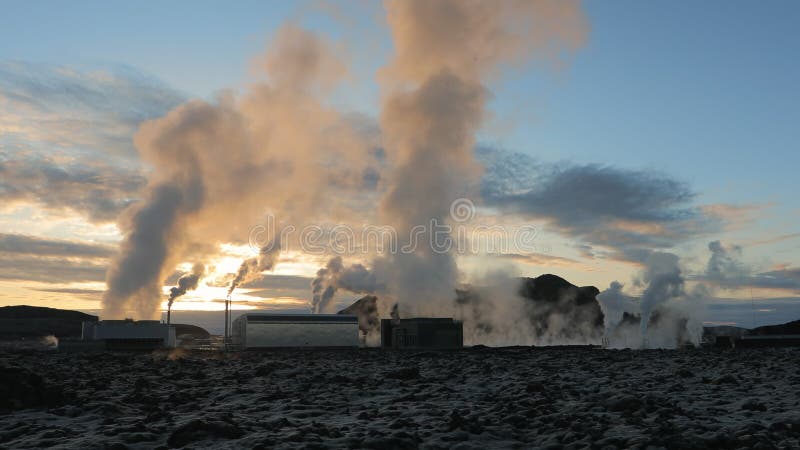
[311,256,382,313]
[168,262,206,309]
[228,237,282,296]
[377,0,586,316]
[639,252,685,339]
[598,252,707,348]
[596,281,637,336]
[102,25,374,318]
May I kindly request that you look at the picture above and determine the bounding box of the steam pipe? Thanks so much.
[224,294,230,351]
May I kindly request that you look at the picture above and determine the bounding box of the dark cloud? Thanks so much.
[479,148,722,263]
[496,252,586,268]
[0,233,111,284]
[209,274,314,301]
[485,163,695,224]
[694,240,800,293]
[239,274,314,291]
[28,287,104,300]
[750,268,800,291]
[705,240,748,284]
[0,155,145,223]
[0,61,184,158]
[0,233,114,258]
[0,254,106,284]
[0,62,180,226]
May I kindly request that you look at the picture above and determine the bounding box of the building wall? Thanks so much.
[235,315,359,348]
[382,318,463,349]
[244,322,359,348]
[82,320,176,348]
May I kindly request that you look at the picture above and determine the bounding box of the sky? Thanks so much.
[1,0,799,328]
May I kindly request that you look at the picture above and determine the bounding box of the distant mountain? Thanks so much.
[0,305,98,339]
[517,274,604,335]
[0,305,97,322]
[750,319,800,336]
[0,306,213,341]
[173,323,211,339]
[703,325,750,338]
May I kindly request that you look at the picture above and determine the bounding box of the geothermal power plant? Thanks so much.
[231,314,361,349]
[80,319,176,351]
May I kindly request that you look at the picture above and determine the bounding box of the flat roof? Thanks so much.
[243,314,358,323]
[383,318,461,324]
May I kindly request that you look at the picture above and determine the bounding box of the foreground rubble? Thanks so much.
[1,346,799,449]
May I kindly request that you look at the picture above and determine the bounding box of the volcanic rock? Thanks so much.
[0,366,63,412]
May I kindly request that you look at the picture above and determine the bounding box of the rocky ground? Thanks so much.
[1,346,800,449]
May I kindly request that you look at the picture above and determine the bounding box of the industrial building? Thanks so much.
[80,319,176,350]
[232,314,359,348]
[381,318,463,349]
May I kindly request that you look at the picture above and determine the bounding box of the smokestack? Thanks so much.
[166,263,205,325]
[224,236,281,348]
[227,237,282,297]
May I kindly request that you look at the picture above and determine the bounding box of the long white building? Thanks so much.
[232,314,359,348]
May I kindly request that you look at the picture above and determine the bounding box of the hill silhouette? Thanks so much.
[0,305,98,339]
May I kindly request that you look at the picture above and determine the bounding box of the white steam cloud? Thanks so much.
[228,237,282,296]
[598,252,708,349]
[376,0,587,318]
[102,25,375,318]
[311,256,383,313]
[168,262,206,309]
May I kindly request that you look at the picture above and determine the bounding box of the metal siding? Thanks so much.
[244,322,359,347]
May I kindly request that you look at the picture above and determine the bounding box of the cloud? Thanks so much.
[748,232,800,247]
[0,61,184,158]
[241,274,315,301]
[695,240,800,293]
[0,233,114,258]
[29,287,104,296]
[0,155,145,223]
[0,233,110,284]
[480,148,723,263]
[496,252,594,270]
[753,267,800,291]
[0,62,179,227]
[0,254,106,284]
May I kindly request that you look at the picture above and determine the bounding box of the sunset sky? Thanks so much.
[1,1,799,327]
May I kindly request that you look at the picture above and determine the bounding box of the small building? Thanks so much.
[232,314,359,348]
[381,318,463,349]
[81,319,176,350]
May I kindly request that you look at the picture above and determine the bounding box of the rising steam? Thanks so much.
[102,25,375,319]
[167,262,206,310]
[228,237,282,296]
[376,0,587,318]
[598,252,707,349]
[310,256,382,313]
